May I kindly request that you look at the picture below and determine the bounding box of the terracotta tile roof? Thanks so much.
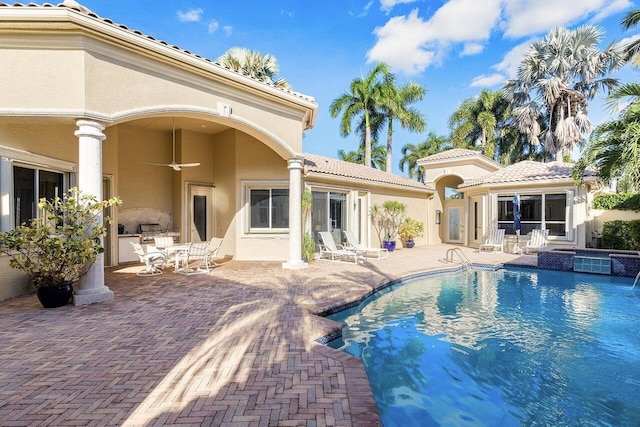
[459,160,596,188]
[418,148,493,164]
[303,154,434,192]
[0,2,315,103]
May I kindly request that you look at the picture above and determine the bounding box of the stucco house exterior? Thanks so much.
[0,2,434,302]
[418,149,599,253]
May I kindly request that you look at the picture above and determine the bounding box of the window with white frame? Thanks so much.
[248,188,289,231]
[497,192,568,237]
[13,165,65,228]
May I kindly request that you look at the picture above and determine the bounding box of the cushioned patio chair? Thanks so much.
[343,230,388,259]
[318,231,362,264]
[524,229,548,254]
[130,242,167,276]
[479,228,505,253]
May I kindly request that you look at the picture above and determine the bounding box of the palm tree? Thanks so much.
[379,75,426,173]
[449,89,508,159]
[338,140,387,170]
[399,132,450,182]
[503,25,626,160]
[573,82,640,189]
[621,9,640,66]
[217,47,290,89]
[330,63,391,168]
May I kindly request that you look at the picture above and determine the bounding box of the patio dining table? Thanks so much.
[156,243,191,273]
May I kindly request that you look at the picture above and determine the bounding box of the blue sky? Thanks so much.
[78,0,638,175]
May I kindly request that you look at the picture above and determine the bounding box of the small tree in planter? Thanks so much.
[301,187,316,263]
[0,188,121,308]
[399,217,424,248]
[371,201,406,251]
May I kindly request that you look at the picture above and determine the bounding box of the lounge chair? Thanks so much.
[479,228,505,253]
[318,231,362,263]
[175,241,212,275]
[524,229,548,254]
[130,242,167,276]
[343,230,388,259]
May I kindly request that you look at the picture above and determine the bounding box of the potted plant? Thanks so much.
[0,188,121,308]
[301,187,316,263]
[399,217,424,248]
[371,201,407,251]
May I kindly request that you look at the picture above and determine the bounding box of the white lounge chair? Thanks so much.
[343,230,388,259]
[130,242,167,276]
[524,229,548,254]
[318,231,362,263]
[154,236,178,266]
[479,228,505,253]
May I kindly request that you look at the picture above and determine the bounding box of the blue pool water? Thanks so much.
[328,268,640,426]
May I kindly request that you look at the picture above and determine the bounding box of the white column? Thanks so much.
[282,157,307,270]
[73,119,114,305]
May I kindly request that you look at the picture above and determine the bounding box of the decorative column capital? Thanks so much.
[74,119,106,142]
[287,156,304,170]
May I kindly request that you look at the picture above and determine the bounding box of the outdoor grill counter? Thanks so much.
[118,234,141,264]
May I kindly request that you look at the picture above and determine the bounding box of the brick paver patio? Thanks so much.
[0,245,533,426]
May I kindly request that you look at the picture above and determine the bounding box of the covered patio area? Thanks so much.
[0,245,530,426]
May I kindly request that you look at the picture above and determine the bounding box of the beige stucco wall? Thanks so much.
[369,189,430,248]
[591,209,640,236]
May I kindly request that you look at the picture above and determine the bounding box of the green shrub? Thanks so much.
[593,193,640,211]
[601,220,640,250]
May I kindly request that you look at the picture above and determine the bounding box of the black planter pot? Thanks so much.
[383,240,396,252]
[37,283,73,308]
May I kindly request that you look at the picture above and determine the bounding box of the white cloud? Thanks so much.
[460,43,485,57]
[208,20,219,34]
[590,0,633,22]
[177,8,203,23]
[502,0,632,38]
[380,0,419,14]
[493,39,533,79]
[367,1,501,75]
[470,73,506,87]
[368,0,631,78]
[223,26,233,37]
[281,10,294,18]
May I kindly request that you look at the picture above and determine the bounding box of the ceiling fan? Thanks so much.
[148,118,201,171]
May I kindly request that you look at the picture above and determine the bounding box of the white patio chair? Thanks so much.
[207,237,224,267]
[524,229,548,254]
[343,230,388,259]
[479,228,505,253]
[175,241,211,275]
[154,236,178,266]
[130,242,167,276]
[318,231,362,264]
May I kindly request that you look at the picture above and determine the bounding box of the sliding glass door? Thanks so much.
[311,191,347,247]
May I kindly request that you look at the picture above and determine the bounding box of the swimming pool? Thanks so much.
[328,268,640,426]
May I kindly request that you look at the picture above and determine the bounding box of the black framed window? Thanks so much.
[14,166,64,227]
[249,188,289,230]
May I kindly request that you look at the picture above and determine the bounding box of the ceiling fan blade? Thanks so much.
[176,162,201,168]
[145,162,171,167]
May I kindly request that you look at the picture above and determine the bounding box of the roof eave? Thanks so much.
[304,171,435,194]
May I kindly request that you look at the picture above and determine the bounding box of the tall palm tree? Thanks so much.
[379,75,426,173]
[573,83,640,189]
[330,63,391,168]
[399,132,450,182]
[449,89,507,159]
[217,47,290,89]
[503,25,626,160]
